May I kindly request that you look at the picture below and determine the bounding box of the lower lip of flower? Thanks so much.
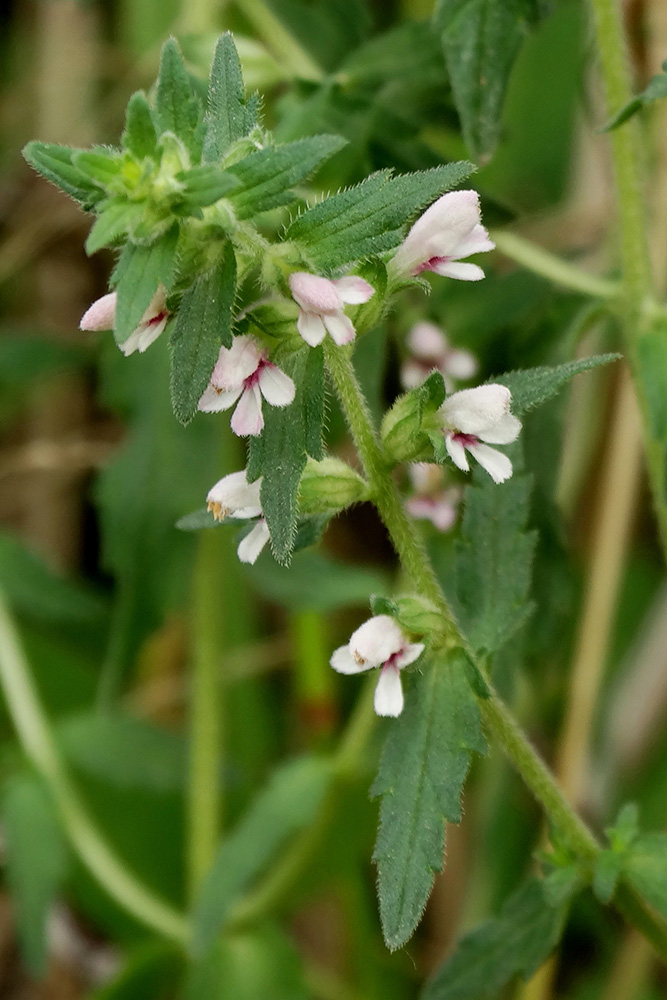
[383,649,404,671]
[414,256,448,275]
[450,431,479,447]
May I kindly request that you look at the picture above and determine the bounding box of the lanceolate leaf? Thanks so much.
[154,38,201,154]
[111,223,179,346]
[287,162,473,270]
[434,0,534,161]
[22,141,104,208]
[202,33,257,162]
[193,756,332,955]
[372,652,486,950]
[494,354,619,416]
[247,347,325,564]
[454,474,536,656]
[227,135,347,218]
[170,242,236,425]
[177,165,240,207]
[2,774,69,976]
[122,91,158,159]
[422,878,573,999]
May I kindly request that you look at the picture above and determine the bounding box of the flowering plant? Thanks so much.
[5,8,667,1000]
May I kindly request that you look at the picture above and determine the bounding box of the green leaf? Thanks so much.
[169,243,236,425]
[192,756,332,954]
[85,199,143,255]
[226,135,347,218]
[154,38,200,154]
[247,550,388,611]
[287,162,474,270]
[2,774,69,976]
[122,91,158,160]
[177,164,240,206]
[202,33,256,163]
[112,223,179,346]
[603,59,667,131]
[58,712,187,792]
[434,0,534,161]
[72,150,122,189]
[422,878,573,999]
[593,850,623,904]
[372,651,486,950]
[247,347,325,564]
[494,354,619,416]
[454,474,536,655]
[22,141,104,208]
[622,833,667,920]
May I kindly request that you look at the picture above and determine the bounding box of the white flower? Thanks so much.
[206,470,270,565]
[330,615,424,717]
[79,287,170,356]
[198,335,295,437]
[405,463,461,532]
[401,321,478,392]
[289,272,374,347]
[440,384,521,484]
[390,190,494,281]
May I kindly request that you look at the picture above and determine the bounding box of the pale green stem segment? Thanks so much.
[491,230,620,301]
[0,591,190,945]
[323,340,667,959]
[588,0,667,556]
[188,532,225,900]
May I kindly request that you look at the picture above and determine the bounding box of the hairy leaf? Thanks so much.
[495,354,619,416]
[454,474,536,655]
[169,243,236,425]
[193,756,332,954]
[422,878,573,999]
[2,774,69,976]
[287,162,473,270]
[372,651,486,950]
[85,199,143,255]
[22,141,104,208]
[603,59,667,131]
[202,33,257,162]
[122,91,158,159]
[177,164,240,206]
[246,347,325,564]
[111,223,179,346]
[154,38,201,154]
[227,135,347,218]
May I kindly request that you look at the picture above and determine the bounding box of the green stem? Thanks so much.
[323,341,667,959]
[0,591,189,945]
[588,0,667,556]
[188,532,225,900]
[491,230,620,301]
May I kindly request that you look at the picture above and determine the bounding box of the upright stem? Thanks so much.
[323,340,667,958]
[187,532,225,899]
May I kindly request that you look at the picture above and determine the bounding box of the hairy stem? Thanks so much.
[0,591,189,945]
[323,340,667,959]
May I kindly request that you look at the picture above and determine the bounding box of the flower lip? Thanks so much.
[289,272,343,314]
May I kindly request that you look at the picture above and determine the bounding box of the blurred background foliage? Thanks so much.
[0,0,666,998]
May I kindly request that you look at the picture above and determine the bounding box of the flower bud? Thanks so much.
[298,457,368,515]
[390,596,444,638]
[381,392,429,464]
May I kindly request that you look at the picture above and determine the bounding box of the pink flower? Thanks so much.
[391,190,494,281]
[405,463,461,532]
[206,470,270,565]
[198,335,295,437]
[330,615,424,717]
[289,272,374,347]
[79,287,170,356]
[440,384,521,484]
[401,321,478,392]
